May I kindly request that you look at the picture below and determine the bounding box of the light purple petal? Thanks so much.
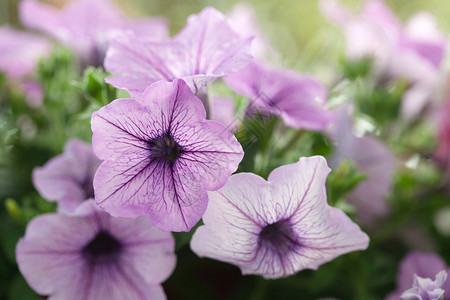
[91,98,157,162]
[225,61,333,131]
[16,201,173,300]
[401,271,447,300]
[105,216,176,285]
[33,139,101,212]
[397,251,448,292]
[320,0,396,73]
[0,26,50,79]
[401,81,437,120]
[361,0,402,34]
[330,106,394,223]
[321,0,446,92]
[19,0,64,41]
[190,173,272,266]
[20,80,44,108]
[20,0,168,66]
[210,96,238,131]
[320,0,354,27]
[92,79,243,231]
[122,17,169,41]
[401,12,447,69]
[105,7,253,97]
[176,120,244,190]
[191,156,369,278]
[267,157,370,270]
[227,3,277,59]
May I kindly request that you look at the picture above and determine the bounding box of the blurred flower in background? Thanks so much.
[19,0,168,66]
[321,0,448,120]
[0,26,50,107]
[32,138,101,213]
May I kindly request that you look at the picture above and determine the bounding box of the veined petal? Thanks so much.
[191,156,369,278]
[141,163,207,232]
[91,98,156,162]
[174,7,253,78]
[105,7,253,97]
[267,156,331,221]
[225,61,332,131]
[16,201,174,300]
[33,139,101,212]
[110,216,176,284]
[191,173,269,262]
[94,158,163,218]
[140,79,206,132]
[176,120,243,190]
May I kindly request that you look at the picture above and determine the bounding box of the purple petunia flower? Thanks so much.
[20,0,168,66]
[0,26,50,107]
[16,200,176,300]
[104,7,253,98]
[225,61,333,131]
[91,79,244,232]
[210,95,239,132]
[33,138,101,213]
[386,251,450,300]
[0,26,50,80]
[330,106,394,224]
[321,0,447,120]
[190,156,369,278]
[401,271,448,300]
[227,3,278,60]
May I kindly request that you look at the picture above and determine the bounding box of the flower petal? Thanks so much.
[191,173,268,263]
[177,120,244,190]
[91,98,156,162]
[33,139,100,212]
[225,61,332,131]
[105,7,253,97]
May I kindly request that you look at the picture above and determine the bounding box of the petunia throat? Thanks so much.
[82,230,123,264]
[258,220,299,255]
[148,133,183,162]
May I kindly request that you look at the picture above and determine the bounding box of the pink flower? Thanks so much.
[16,200,176,300]
[0,26,50,79]
[191,156,369,278]
[0,26,50,107]
[20,0,168,66]
[330,106,394,223]
[91,79,244,232]
[321,0,447,119]
[227,3,277,60]
[210,96,239,132]
[225,61,333,131]
[104,7,253,98]
[33,139,101,213]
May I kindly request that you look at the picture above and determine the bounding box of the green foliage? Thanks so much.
[327,160,368,206]
[339,56,373,80]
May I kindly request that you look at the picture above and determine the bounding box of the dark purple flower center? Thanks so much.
[82,230,123,264]
[81,176,95,199]
[148,134,183,162]
[258,220,299,255]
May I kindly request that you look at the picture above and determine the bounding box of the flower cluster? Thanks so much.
[1,0,449,299]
